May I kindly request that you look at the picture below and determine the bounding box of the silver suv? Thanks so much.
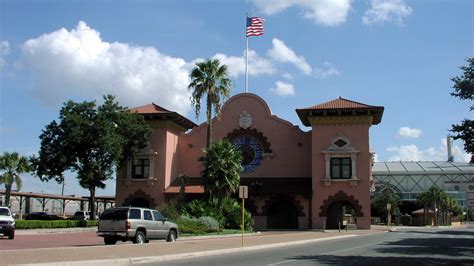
[97,207,178,245]
[73,211,91,220]
[0,206,15,239]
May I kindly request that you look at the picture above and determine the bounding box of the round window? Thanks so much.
[454,185,460,191]
[469,185,474,191]
[232,136,263,173]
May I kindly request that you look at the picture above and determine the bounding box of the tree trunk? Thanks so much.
[90,187,96,220]
[206,95,212,148]
[423,205,427,226]
[4,184,12,207]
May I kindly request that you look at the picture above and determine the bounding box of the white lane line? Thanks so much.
[320,240,388,255]
[267,259,297,266]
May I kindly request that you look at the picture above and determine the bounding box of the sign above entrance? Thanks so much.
[239,111,252,129]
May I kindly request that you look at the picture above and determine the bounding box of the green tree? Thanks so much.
[0,152,31,207]
[33,95,151,219]
[417,186,448,225]
[450,57,473,163]
[189,59,232,148]
[371,189,401,223]
[198,140,242,199]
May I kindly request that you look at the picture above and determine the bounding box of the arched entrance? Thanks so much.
[267,197,298,229]
[319,191,364,229]
[129,198,150,208]
[326,201,357,229]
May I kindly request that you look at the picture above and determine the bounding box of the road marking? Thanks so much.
[320,240,388,255]
[267,259,297,265]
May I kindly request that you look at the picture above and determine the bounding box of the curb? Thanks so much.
[26,234,359,265]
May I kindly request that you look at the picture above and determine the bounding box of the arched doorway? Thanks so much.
[267,197,298,229]
[326,201,357,229]
[129,198,150,208]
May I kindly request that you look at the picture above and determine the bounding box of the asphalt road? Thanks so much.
[162,226,474,266]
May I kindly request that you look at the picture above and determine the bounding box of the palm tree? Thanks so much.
[198,140,242,199]
[417,192,431,225]
[417,186,448,226]
[0,152,31,207]
[189,59,232,148]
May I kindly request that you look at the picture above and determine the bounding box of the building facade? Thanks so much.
[115,93,384,229]
[373,161,474,212]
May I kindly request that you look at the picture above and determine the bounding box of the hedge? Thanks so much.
[15,220,98,229]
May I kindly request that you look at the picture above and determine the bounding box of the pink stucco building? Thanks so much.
[115,93,384,230]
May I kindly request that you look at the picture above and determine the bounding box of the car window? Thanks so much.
[153,211,163,221]
[74,211,83,216]
[0,208,10,216]
[144,210,153,221]
[129,209,141,219]
[100,209,127,220]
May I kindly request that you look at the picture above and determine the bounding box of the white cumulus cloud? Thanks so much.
[252,0,351,26]
[282,73,293,80]
[270,81,295,96]
[19,21,192,114]
[211,50,276,78]
[363,0,412,25]
[387,139,470,162]
[397,127,422,138]
[314,61,340,79]
[0,41,10,71]
[268,38,312,75]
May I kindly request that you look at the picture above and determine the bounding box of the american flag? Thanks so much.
[246,17,265,37]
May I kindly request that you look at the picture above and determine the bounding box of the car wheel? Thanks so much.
[104,236,117,245]
[166,230,176,242]
[8,231,14,240]
[133,231,146,244]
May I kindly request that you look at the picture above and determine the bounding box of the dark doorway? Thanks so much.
[267,197,298,229]
[129,198,150,208]
[326,201,356,229]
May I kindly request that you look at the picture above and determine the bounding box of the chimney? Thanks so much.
[447,135,454,162]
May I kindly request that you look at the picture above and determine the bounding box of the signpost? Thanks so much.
[239,186,248,246]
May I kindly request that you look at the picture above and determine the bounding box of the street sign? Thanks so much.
[387,203,391,210]
[239,186,248,199]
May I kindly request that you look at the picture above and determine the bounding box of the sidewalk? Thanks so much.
[2,228,387,265]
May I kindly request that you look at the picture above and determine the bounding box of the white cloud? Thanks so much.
[397,127,422,138]
[387,139,470,162]
[363,0,412,25]
[314,61,340,79]
[282,73,293,80]
[268,38,312,75]
[211,50,276,78]
[270,81,295,96]
[19,21,192,114]
[252,0,351,26]
[0,41,10,71]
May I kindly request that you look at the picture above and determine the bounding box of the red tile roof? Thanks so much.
[131,103,173,114]
[296,97,384,126]
[298,97,382,110]
[130,103,197,130]
[164,185,204,194]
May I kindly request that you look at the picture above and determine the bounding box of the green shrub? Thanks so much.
[158,204,181,221]
[176,216,208,234]
[182,197,253,231]
[220,197,253,230]
[198,216,220,232]
[15,220,97,229]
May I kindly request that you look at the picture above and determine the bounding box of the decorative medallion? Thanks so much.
[232,136,263,173]
[239,111,252,129]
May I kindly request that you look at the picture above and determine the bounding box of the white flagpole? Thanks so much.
[245,13,249,93]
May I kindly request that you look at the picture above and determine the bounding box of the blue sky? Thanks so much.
[0,0,472,197]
